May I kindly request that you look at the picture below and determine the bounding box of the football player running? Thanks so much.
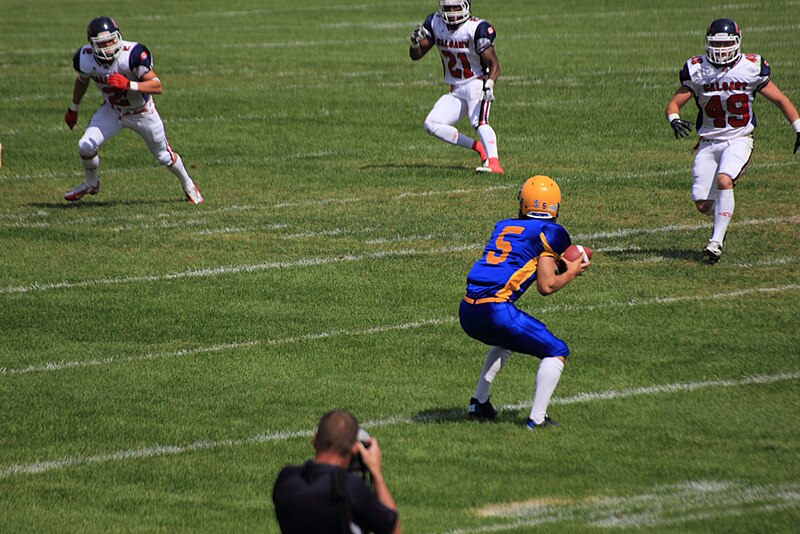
[460,176,590,429]
[409,0,504,174]
[665,18,799,263]
[64,17,203,204]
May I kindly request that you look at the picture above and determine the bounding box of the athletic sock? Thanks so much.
[81,155,100,187]
[477,124,498,159]
[472,346,511,403]
[167,155,194,191]
[711,189,735,243]
[529,357,564,424]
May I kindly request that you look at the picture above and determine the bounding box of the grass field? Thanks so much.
[1,0,799,532]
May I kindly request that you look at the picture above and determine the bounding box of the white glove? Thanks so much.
[483,79,495,102]
[410,24,430,48]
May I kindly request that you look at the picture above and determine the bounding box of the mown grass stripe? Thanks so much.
[2,285,795,377]
[1,371,796,479]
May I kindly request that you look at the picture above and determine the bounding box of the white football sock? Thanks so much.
[529,357,564,424]
[711,188,735,243]
[167,155,194,191]
[81,155,100,186]
[427,123,477,150]
[472,346,511,403]
[477,124,498,159]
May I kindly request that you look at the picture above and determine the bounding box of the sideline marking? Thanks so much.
[445,480,800,533]
[1,371,797,479]
[2,285,796,377]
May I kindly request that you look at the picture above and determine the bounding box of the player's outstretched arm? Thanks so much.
[758,81,800,153]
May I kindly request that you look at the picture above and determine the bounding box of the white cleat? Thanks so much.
[475,160,492,173]
[703,240,723,263]
[64,181,100,201]
[183,184,204,205]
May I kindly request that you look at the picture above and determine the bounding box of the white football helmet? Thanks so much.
[705,18,741,66]
[438,0,470,26]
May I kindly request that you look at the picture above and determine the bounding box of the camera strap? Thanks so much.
[331,468,353,534]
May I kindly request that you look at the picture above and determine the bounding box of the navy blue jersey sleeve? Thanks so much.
[540,223,571,258]
[759,56,771,78]
[679,62,691,83]
[129,44,153,71]
[423,13,436,39]
[72,47,83,73]
[474,21,496,54]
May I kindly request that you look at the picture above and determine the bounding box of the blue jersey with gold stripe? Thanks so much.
[465,218,571,303]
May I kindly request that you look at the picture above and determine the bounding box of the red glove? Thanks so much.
[106,73,131,90]
[65,109,78,129]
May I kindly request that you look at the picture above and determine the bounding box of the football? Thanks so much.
[557,244,592,272]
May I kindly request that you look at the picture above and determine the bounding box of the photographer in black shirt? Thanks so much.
[272,410,400,534]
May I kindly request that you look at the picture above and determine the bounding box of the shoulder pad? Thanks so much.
[129,43,153,70]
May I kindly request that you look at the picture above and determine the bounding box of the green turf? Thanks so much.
[1,0,799,532]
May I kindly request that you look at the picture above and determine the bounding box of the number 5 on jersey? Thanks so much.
[486,226,524,264]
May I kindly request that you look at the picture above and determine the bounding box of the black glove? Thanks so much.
[794,132,800,154]
[670,118,693,139]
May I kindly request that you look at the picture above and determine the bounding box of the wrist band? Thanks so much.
[484,79,495,90]
[667,113,680,123]
[129,81,139,92]
[68,102,80,112]
[792,118,800,133]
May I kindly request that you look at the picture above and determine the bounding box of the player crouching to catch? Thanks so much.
[665,18,799,263]
[460,176,590,429]
[64,17,203,204]
[409,0,504,174]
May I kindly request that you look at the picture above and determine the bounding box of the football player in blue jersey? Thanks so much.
[460,176,590,429]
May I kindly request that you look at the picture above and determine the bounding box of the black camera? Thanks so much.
[348,428,373,486]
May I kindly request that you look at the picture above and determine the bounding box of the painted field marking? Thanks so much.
[2,213,798,294]
[1,371,797,479]
[2,285,796,377]
[0,244,476,295]
[441,480,800,533]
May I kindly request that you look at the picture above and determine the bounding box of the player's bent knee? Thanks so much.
[154,151,174,166]
[77,139,98,159]
[423,120,438,135]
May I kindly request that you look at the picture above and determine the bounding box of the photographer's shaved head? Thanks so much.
[314,409,358,457]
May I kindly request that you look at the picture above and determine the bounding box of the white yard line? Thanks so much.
[2,212,798,293]
[2,285,796,377]
[0,245,477,295]
[1,371,797,479]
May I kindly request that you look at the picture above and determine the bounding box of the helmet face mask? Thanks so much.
[518,176,561,220]
[705,18,741,66]
[438,0,470,27]
[87,17,122,62]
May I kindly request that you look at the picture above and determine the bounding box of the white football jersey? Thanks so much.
[73,40,154,112]
[423,13,496,87]
[680,53,771,140]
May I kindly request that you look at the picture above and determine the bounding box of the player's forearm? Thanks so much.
[71,77,90,105]
[133,77,162,95]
